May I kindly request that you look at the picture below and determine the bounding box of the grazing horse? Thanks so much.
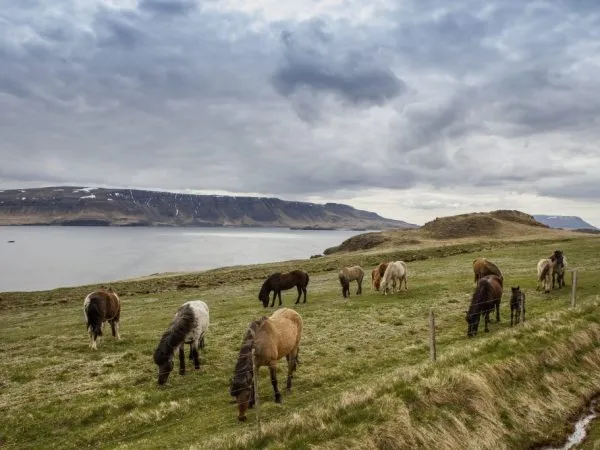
[230,308,303,422]
[371,262,389,291]
[510,286,526,326]
[83,287,121,350]
[258,270,309,308]
[339,265,364,298]
[550,250,567,289]
[466,274,503,337]
[380,261,408,295]
[472,258,503,284]
[153,300,210,385]
[537,258,553,293]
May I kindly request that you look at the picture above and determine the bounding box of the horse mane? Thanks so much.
[154,305,196,366]
[230,317,267,396]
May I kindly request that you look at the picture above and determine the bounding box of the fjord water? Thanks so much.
[0,226,364,292]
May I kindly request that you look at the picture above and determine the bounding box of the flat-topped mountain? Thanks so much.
[533,214,598,230]
[0,186,417,230]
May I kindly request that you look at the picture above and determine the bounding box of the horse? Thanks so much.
[537,258,553,293]
[510,286,526,326]
[339,265,364,298]
[380,261,408,295]
[465,274,503,337]
[83,287,121,350]
[230,308,302,422]
[258,270,309,308]
[550,250,567,289]
[371,262,388,291]
[472,258,503,284]
[153,300,210,385]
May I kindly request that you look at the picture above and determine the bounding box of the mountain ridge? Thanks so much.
[533,214,598,230]
[0,186,417,230]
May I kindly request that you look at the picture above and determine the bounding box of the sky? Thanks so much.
[1,0,599,226]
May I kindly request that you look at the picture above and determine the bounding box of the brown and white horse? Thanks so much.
[83,287,121,350]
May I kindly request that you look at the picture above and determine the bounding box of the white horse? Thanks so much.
[380,261,408,295]
[153,300,210,385]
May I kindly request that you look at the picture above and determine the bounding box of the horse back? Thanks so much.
[86,289,120,320]
[257,308,302,361]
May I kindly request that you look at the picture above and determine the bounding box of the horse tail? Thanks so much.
[540,262,550,281]
[85,298,104,336]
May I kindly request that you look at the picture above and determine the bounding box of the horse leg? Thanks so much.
[357,279,362,295]
[269,365,282,403]
[303,286,307,303]
[269,292,275,308]
[192,345,201,370]
[278,290,282,306]
[286,351,298,392]
[179,346,186,375]
[495,300,500,323]
[484,311,490,333]
[109,319,117,338]
[296,285,302,303]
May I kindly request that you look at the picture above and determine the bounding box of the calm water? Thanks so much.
[0,226,364,292]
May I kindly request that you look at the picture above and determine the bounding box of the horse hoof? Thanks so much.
[275,395,282,403]
[238,416,247,422]
[179,371,185,376]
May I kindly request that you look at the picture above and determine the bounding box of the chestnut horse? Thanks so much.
[466,274,503,337]
[83,287,121,350]
[230,308,303,422]
[472,258,503,284]
[258,270,309,308]
[371,262,388,291]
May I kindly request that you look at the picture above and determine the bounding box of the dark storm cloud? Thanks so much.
[0,0,598,204]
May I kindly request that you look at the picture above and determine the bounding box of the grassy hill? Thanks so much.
[323,210,581,255]
[1,213,600,449]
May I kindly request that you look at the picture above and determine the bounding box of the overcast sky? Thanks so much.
[1,0,599,226]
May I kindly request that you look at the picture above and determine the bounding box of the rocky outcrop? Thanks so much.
[0,186,418,230]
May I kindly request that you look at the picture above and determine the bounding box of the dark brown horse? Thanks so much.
[230,308,302,422]
[510,286,525,326]
[550,250,567,289]
[258,270,309,308]
[466,274,503,337]
[83,287,121,350]
[472,258,503,284]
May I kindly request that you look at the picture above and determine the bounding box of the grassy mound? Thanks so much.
[1,235,599,449]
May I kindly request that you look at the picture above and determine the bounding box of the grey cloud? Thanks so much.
[138,0,198,16]
[272,20,405,109]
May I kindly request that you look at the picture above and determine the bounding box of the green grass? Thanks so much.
[1,236,600,449]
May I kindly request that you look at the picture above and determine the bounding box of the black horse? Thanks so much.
[258,270,309,308]
[550,249,566,289]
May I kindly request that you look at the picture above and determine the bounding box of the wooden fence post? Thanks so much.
[571,270,577,308]
[251,348,261,435]
[429,308,437,362]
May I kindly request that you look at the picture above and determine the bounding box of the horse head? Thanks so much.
[153,346,174,386]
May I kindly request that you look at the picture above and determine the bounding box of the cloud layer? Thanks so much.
[1,0,599,223]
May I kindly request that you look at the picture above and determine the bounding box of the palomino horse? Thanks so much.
[153,300,210,385]
[83,287,121,350]
[380,261,408,295]
[371,262,388,291]
[472,258,503,284]
[537,258,553,293]
[510,286,525,326]
[258,270,309,308]
[339,265,364,298]
[466,274,503,337]
[230,308,303,422]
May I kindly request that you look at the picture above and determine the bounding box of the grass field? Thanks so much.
[1,234,600,449]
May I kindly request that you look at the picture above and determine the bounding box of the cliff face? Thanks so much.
[0,186,418,229]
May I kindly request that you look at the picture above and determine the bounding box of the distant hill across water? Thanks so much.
[533,215,598,230]
[0,186,418,230]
